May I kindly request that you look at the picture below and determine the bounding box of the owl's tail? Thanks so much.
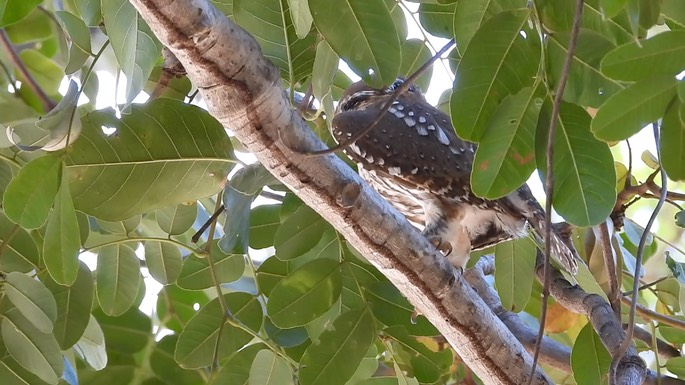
[528,218,579,275]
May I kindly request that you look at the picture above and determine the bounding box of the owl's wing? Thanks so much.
[332,94,481,204]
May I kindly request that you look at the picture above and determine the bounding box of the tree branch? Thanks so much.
[130,0,551,383]
[534,254,648,384]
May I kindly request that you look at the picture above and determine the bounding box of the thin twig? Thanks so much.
[0,29,56,111]
[191,204,225,243]
[599,221,620,318]
[616,123,668,369]
[204,196,230,373]
[623,275,670,297]
[529,1,584,384]
[620,296,685,330]
[296,38,455,157]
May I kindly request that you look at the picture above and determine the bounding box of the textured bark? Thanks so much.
[129,0,551,383]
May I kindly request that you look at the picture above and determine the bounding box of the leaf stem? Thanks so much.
[83,236,201,254]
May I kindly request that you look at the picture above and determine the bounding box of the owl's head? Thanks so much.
[336,78,425,114]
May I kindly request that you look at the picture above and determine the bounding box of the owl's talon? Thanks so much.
[429,236,452,256]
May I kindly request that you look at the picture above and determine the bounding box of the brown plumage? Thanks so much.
[331,78,578,273]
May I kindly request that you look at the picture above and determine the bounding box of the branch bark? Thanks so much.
[130,0,550,383]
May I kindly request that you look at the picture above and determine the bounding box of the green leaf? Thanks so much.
[311,40,339,122]
[676,210,685,228]
[256,255,290,297]
[471,85,542,199]
[345,345,378,385]
[177,242,245,290]
[156,202,197,236]
[264,317,309,348]
[5,272,56,334]
[43,168,81,285]
[450,9,540,141]
[17,49,63,96]
[95,216,141,234]
[601,31,685,81]
[274,204,330,260]
[299,308,376,385]
[94,307,151,354]
[288,0,313,39]
[249,349,294,385]
[250,205,281,249]
[209,343,267,385]
[310,0,401,86]
[156,285,209,333]
[175,293,262,369]
[494,238,536,312]
[67,99,234,221]
[0,355,53,385]
[73,0,102,26]
[43,262,94,349]
[144,241,183,285]
[547,29,624,108]
[600,0,629,18]
[4,154,61,229]
[220,163,277,254]
[149,335,203,385]
[2,308,63,385]
[234,0,316,84]
[101,0,161,102]
[383,326,452,384]
[0,0,42,27]
[666,357,685,378]
[366,281,439,336]
[55,10,92,54]
[418,3,456,39]
[592,75,677,142]
[0,212,39,272]
[536,0,633,46]
[537,102,616,227]
[399,39,433,90]
[267,258,342,328]
[4,8,52,44]
[453,0,527,55]
[96,245,142,316]
[660,97,685,181]
[571,323,611,385]
[662,0,685,29]
[74,315,107,370]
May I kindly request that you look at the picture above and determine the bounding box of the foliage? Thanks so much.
[0,0,684,384]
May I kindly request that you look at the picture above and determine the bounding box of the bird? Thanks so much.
[330,78,578,274]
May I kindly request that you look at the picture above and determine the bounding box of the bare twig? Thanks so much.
[296,38,455,156]
[191,204,225,243]
[617,124,668,358]
[530,0,584,382]
[598,221,620,317]
[0,29,56,111]
[621,296,685,330]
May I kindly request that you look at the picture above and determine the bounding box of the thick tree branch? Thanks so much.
[534,255,648,384]
[130,0,550,383]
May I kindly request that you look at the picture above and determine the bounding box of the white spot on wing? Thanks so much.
[388,166,402,176]
[416,125,428,136]
[404,117,416,127]
[436,127,450,145]
[418,116,427,123]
